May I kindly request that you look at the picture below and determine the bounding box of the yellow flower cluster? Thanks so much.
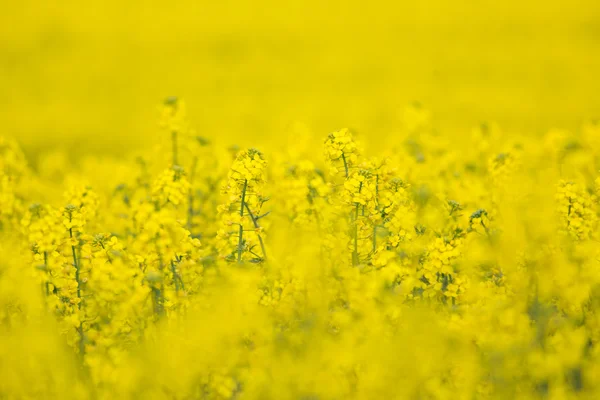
[217,148,268,263]
[152,166,191,206]
[0,137,29,226]
[2,102,600,400]
[556,180,597,240]
[272,160,329,227]
[324,128,360,178]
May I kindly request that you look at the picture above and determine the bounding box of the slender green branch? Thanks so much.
[69,225,85,358]
[341,153,349,178]
[237,179,248,263]
[172,130,178,166]
[171,260,180,294]
[99,241,113,263]
[43,251,49,296]
[372,225,377,254]
[352,181,363,266]
[243,202,268,262]
[373,174,379,255]
[153,244,165,316]
[151,287,164,316]
[353,203,359,266]
[187,156,198,231]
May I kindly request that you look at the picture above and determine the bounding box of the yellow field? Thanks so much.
[2,0,600,154]
[1,1,600,399]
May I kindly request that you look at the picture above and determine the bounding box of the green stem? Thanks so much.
[155,249,165,316]
[152,287,163,316]
[171,260,180,294]
[341,153,349,178]
[353,204,359,266]
[352,182,363,266]
[244,202,268,262]
[372,174,379,257]
[69,226,84,358]
[187,156,198,231]
[69,229,81,301]
[172,130,178,166]
[237,179,248,263]
[372,225,377,254]
[99,242,113,263]
[43,251,49,296]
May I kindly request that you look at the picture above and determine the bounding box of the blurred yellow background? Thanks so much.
[1,0,599,156]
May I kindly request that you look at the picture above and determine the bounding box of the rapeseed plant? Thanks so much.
[2,100,600,400]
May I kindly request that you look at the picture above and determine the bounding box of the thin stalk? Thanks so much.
[243,202,268,262]
[172,131,178,166]
[171,260,180,294]
[158,252,166,316]
[151,287,163,316]
[373,174,379,254]
[151,243,165,317]
[69,226,85,358]
[44,251,49,296]
[341,153,349,178]
[70,230,81,300]
[372,225,377,254]
[353,203,359,266]
[352,182,363,266]
[187,156,198,231]
[237,179,248,263]
[99,242,113,263]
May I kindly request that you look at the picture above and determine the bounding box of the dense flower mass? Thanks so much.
[2,102,600,399]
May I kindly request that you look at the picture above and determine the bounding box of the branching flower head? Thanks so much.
[226,148,267,188]
[556,180,597,240]
[217,148,269,263]
[324,128,360,177]
[152,166,191,207]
